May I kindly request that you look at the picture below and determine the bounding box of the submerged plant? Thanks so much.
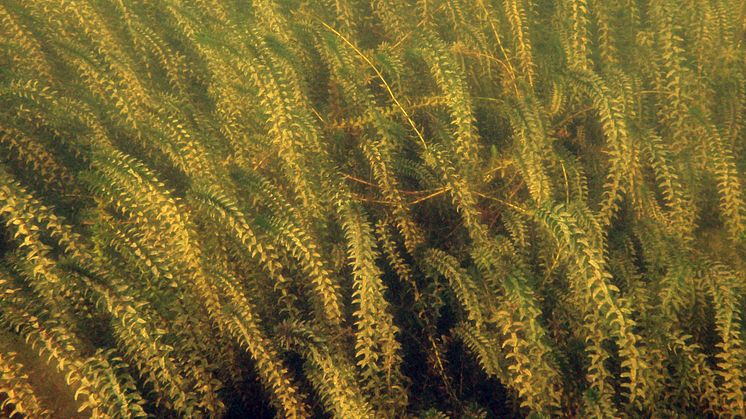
[0,0,744,417]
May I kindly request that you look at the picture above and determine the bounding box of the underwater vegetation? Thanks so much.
[0,0,745,417]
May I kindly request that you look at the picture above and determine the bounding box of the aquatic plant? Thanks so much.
[0,0,744,417]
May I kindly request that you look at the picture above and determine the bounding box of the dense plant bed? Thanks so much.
[0,0,745,417]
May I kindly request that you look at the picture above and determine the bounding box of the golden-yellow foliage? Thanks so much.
[0,0,744,417]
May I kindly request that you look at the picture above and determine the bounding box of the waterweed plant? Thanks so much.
[0,0,745,417]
